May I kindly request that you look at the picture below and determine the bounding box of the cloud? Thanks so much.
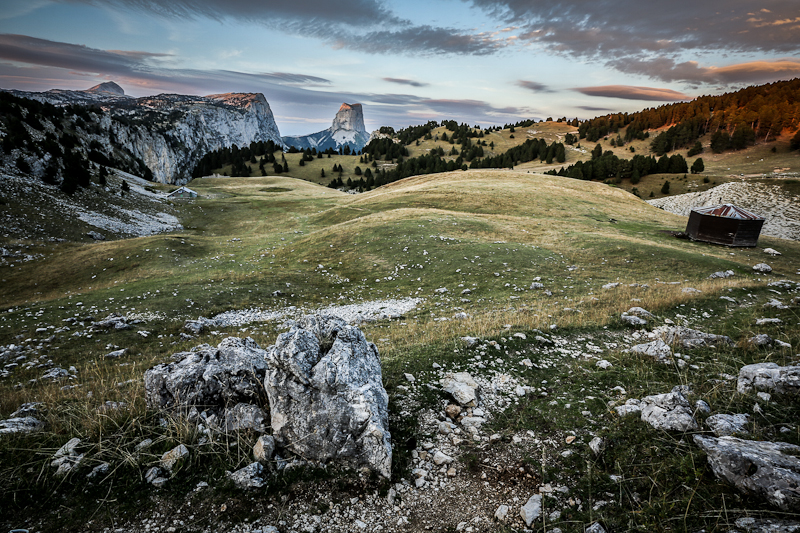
[577,106,612,112]
[467,0,800,59]
[327,26,503,56]
[0,34,527,135]
[608,57,800,85]
[383,77,429,88]
[574,85,693,101]
[57,0,502,56]
[517,80,552,92]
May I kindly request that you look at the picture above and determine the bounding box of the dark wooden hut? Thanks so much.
[685,204,764,247]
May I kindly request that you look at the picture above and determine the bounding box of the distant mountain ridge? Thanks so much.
[1,83,285,184]
[282,103,370,152]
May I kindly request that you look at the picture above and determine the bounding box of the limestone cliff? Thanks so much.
[282,103,369,152]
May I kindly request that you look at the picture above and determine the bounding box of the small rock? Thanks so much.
[748,334,774,347]
[630,339,672,360]
[86,462,109,480]
[0,416,44,434]
[709,270,735,279]
[404,373,415,383]
[640,391,698,431]
[254,435,276,463]
[520,494,542,526]
[227,461,266,489]
[160,444,189,472]
[602,282,620,289]
[589,437,604,455]
[460,336,479,347]
[105,348,127,358]
[707,413,750,436]
[626,307,654,318]
[145,466,162,484]
[495,504,509,521]
[763,248,781,256]
[621,314,647,327]
[445,404,462,420]
[695,400,711,413]
[432,451,454,465]
[615,399,642,417]
[596,360,612,369]
[441,372,480,406]
[586,522,607,533]
[764,298,789,310]
[753,263,772,273]
[530,282,545,290]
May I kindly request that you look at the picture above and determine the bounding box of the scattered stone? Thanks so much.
[442,405,462,424]
[720,296,737,303]
[135,438,153,451]
[520,494,542,526]
[615,399,642,417]
[42,367,69,381]
[227,461,266,490]
[494,504,509,521]
[513,332,527,340]
[640,391,698,431]
[756,318,782,325]
[264,315,391,478]
[737,363,800,396]
[694,435,800,510]
[620,314,647,327]
[105,348,127,358]
[753,263,772,273]
[657,325,734,349]
[707,413,750,436]
[160,444,189,472]
[432,451,454,465]
[254,435,276,463]
[733,517,800,533]
[589,437,604,455]
[94,313,132,330]
[0,416,44,434]
[404,373,415,383]
[184,318,213,335]
[764,299,789,310]
[586,522,607,533]
[602,282,620,289]
[144,336,268,412]
[530,282,545,290]
[748,334,774,347]
[763,248,781,256]
[86,462,109,480]
[460,336,479,348]
[145,466,162,484]
[682,287,702,294]
[695,400,711,413]
[514,385,526,396]
[461,416,486,430]
[709,270,735,279]
[10,403,42,418]
[596,360,612,370]
[87,231,105,241]
[626,307,654,318]
[441,372,480,407]
[630,339,672,360]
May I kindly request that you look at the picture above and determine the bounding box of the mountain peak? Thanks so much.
[85,81,125,96]
[332,102,366,133]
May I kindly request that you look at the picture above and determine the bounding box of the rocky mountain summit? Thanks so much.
[282,103,369,152]
[2,83,284,184]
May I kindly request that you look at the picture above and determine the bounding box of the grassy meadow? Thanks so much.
[1,169,799,531]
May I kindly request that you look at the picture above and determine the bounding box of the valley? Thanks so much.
[1,167,799,532]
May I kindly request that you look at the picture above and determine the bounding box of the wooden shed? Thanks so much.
[685,204,764,247]
[167,186,197,199]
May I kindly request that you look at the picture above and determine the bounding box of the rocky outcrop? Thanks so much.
[264,315,392,478]
[737,363,800,396]
[143,337,268,411]
[282,103,369,152]
[656,325,734,349]
[4,84,285,184]
[694,435,800,510]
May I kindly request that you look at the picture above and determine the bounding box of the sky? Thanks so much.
[0,1,799,136]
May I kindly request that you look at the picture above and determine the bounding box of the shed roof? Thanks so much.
[690,204,763,221]
[168,186,197,196]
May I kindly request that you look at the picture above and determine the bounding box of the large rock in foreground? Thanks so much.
[144,337,268,411]
[264,315,391,478]
[694,435,800,511]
